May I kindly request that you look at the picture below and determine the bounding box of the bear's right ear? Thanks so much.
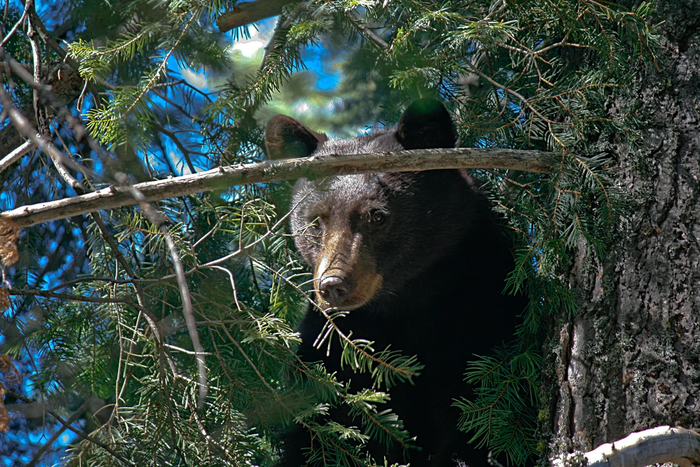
[396,98,457,150]
[265,115,327,160]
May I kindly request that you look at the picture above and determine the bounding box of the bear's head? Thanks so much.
[266,99,483,310]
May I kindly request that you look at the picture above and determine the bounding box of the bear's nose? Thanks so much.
[319,275,350,307]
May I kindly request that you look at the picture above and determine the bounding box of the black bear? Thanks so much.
[266,99,525,467]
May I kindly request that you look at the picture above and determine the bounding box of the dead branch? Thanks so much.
[9,288,136,305]
[553,426,700,467]
[0,141,36,173]
[5,390,134,466]
[0,147,554,228]
[216,0,297,33]
[25,399,90,467]
[586,426,700,467]
[0,64,82,160]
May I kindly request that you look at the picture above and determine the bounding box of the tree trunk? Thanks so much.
[552,0,700,457]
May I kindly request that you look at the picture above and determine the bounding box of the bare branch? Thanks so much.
[586,426,700,467]
[553,426,700,467]
[9,288,136,305]
[216,0,296,33]
[152,122,198,174]
[0,3,28,48]
[26,0,44,135]
[0,140,36,174]
[6,390,135,466]
[25,399,90,467]
[347,11,389,49]
[0,54,91,184]
[1,147,554,228]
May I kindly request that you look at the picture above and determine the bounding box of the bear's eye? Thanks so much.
[367,210,387,226]
[306,217,322,236]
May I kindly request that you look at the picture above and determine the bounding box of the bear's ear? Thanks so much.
[396,98,457,150]
[265,115,327,160]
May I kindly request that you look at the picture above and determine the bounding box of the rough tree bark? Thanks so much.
[551,0,700,458]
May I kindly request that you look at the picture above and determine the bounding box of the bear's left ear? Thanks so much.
[396,98,457,150]
[265,115,327,160]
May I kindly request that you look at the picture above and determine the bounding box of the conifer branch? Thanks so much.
[0,147,554,228]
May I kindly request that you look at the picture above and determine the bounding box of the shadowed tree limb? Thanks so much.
[25,399,90,467]
[5,390,135,466]
[216,0,297,33]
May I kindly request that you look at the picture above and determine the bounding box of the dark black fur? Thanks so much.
[266,100,525,466]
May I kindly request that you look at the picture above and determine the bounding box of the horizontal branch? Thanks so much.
[216,0,296,33]
[9,288,135,305]
[585,426,700,467]
[553,426,700,467]
[0,147,554,228]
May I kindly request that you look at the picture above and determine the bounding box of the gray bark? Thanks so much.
[552,0,700,457]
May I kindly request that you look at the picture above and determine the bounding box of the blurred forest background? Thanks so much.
[1,0,699,466]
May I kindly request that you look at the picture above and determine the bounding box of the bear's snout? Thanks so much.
[318,275,351,307]
[312,229,382,310]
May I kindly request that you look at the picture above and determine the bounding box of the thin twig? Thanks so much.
[6,390,134,466]
[25,398,91,467]
[0,3,27,48]
[347,10,389,49]
[115,173,208,408]
[9,288,136,305]
[152,121,198,174]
